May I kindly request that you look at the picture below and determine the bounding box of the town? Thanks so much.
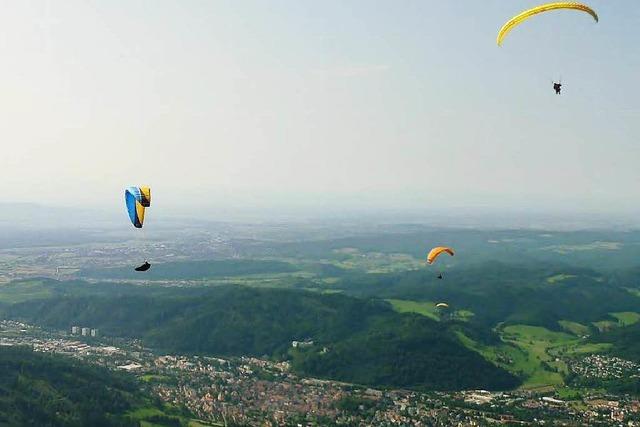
[1,320,639,426]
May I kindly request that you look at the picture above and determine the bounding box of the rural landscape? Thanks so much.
[1,0,639,425]
[0,215,639,425]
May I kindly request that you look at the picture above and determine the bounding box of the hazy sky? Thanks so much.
[1,1,639,217]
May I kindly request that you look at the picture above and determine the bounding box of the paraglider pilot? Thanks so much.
[553,82,562,95]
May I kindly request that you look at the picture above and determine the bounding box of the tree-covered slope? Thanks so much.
[0,347,174,427]
[334,262,640,330]
[595,321,640,362]
[1,284,519,391]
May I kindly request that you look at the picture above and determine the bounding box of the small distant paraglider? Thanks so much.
[435,302,451,321]
[125,186,151,271]
[553,81,562,95]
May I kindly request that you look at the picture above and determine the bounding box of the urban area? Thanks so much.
[1,320,639,426]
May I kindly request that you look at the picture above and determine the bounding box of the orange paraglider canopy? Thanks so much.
[426,247,455,264]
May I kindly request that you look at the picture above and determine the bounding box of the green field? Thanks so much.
[558,320,591,336]
[128,406,189,427]
[556,342,612,357]
[610,311,640,326]
[546,274,577,284]
[500,325,574,388]
[455,330,528,374]
[627,288,640,298]
[0,280,52,303]
[331,249,423,273]
[453,310,475,322]
[459,324,611,390]
[188,420,223,427]
[140,374,171,383]
[592,320,618,332]
[386,299,440,321]
[541,241,622,254]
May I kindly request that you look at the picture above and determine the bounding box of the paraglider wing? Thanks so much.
[497,2,598,46]
[135,261,151,272]
[125,186,151,228]
[436,303,449,309]
[426,247,455,264]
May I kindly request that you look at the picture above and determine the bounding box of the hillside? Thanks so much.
[331,262,640,331]
[0,281,519,391]
[595,321,640,362]
[0,346,179,427]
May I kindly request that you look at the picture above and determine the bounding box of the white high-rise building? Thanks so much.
[71,326,80,335]
[90,329,98,337]
[81,327,90,336]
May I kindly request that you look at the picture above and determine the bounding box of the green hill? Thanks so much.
[333,262,640,331]
[0,346,179,427]
[0,283,519,391]
[595,321,640,362]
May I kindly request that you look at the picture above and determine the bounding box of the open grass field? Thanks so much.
[556,342,612,357]
[386,299,440,321]
[592,320,618,332]
[627,288,640,298]
[130,406,221,427]
[140,374,171,383]
[0,280,52,304]
[546,274,577,284]
[500,325,573,388]
[558,320,591,336]
[609,311,640,326]
[453,310,475,322]
[331,249,423,273]
[459,324,612,390]
[188,420,224,427]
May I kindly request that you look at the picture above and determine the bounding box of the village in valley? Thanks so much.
[2,320,639,426]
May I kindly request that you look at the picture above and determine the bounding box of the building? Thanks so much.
[542,396,564,406]
[117,363,142,371]
[611,409,625,422]
[81,327,90,336]
[90,329,98,337]
[465,391,493,405]
[292,340,314,348]
[71,326,80,335]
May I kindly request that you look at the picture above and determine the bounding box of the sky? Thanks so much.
[0,0,639,220]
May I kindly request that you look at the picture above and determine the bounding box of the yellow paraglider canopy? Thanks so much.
[435,302,449,309]
[426,247,455,264]
[497,2,598,46]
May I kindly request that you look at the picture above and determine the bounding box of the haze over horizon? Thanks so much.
[1,1,639,219]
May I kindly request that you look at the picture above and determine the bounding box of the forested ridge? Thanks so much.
[0,347,172,427]
[1,283,519,391]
